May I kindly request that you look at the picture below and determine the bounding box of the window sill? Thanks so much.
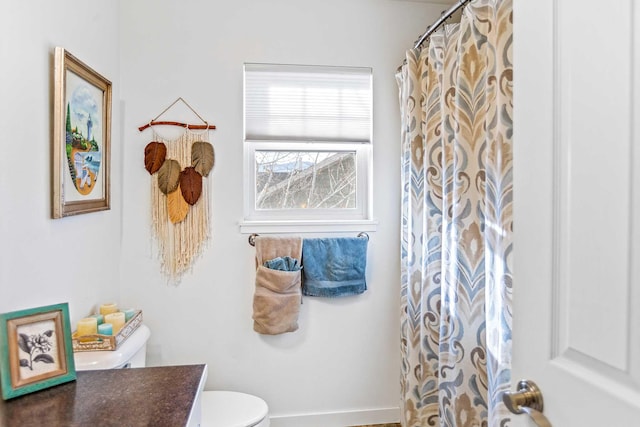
[239,219,378,234]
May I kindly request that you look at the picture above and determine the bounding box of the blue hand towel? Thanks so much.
[302,237,368,297]
[264,256,301,272]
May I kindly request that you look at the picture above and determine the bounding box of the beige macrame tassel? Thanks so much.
[150,129,211,283]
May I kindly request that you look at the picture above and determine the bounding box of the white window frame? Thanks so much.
[240,64,376,233]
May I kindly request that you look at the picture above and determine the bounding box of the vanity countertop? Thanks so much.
[0,364,206,427]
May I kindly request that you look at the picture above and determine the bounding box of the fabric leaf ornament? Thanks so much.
[157,159,181,195]
[179,167,202,205]
[167,187,189,224]
[144,141,167,174]
[191,141,215,177]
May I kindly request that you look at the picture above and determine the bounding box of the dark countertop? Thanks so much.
[0,364,206,427]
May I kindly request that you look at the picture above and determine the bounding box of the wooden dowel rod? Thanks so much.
[138,121,216,132]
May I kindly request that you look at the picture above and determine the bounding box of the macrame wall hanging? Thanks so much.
[139,98,216,283]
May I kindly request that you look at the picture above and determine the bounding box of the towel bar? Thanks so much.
[248,232,369,247]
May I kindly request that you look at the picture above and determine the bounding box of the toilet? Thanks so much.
[74,324,270,427]
[200,390,269,427]
[74,324,152,370]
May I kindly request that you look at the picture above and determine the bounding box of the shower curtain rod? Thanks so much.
[413,0,471,49]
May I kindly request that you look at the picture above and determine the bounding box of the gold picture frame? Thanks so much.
[0,303,76,400]
[52,47,111,218]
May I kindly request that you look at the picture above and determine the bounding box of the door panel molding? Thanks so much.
[549,0,640,394]
[631,0,640,388]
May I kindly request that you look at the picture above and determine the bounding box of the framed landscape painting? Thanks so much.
[0,303,76,400]
[52,47,112,218]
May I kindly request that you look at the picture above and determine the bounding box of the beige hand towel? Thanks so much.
[252,236,302,335]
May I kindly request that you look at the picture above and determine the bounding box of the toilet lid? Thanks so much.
[201,391,268,427]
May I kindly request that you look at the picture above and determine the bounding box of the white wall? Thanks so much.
[0,1,121,326]
[118,0,442,424]
[0,0,445,424]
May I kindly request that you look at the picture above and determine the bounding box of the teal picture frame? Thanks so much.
[0,303,76,400]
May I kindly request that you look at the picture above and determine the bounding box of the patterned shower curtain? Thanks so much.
[396,1,513,426]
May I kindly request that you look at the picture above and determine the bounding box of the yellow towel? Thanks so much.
[252,236,302,335]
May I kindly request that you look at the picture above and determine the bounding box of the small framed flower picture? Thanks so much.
[0,303,76,400]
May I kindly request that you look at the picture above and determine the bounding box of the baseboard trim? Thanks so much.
[269,407,400,427]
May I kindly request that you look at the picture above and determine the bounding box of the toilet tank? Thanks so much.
[74,324,151,370]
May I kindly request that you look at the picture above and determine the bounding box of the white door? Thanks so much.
[512,0,640,426]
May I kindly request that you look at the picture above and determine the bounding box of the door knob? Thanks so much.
[503,380,552,427]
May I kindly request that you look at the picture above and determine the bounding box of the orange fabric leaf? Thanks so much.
[179,167,202,205]
[167,187,189,224]
[144,141,167,174]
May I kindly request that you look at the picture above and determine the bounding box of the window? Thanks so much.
[243,63,373,230]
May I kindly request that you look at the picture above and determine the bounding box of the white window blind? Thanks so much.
[244,64,372,142]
